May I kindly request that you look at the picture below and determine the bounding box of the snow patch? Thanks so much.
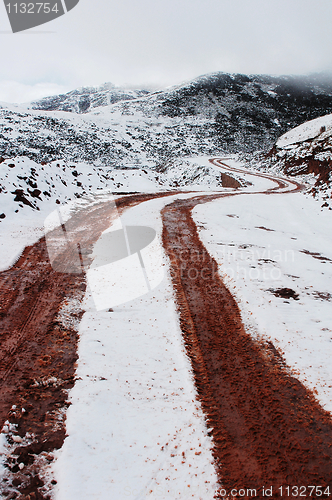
[277,113,332,147]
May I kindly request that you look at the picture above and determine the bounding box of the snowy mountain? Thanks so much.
[29,82,151,114]
[2,71,332,221]
[2,72,332,170]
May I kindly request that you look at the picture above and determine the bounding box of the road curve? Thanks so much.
[0,159,330,499]
[161,160,332,498]
[210,157,304,193]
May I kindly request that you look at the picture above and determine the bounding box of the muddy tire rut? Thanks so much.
[161,189,332,498]
[0,192,175,499]
[1,160,332,499]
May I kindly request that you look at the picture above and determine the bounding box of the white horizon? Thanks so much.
[1,0,332,103]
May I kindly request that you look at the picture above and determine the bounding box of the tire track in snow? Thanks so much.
[161,160,332,498]
[0,191,177,499]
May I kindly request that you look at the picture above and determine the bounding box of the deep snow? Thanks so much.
[276,113,332,148]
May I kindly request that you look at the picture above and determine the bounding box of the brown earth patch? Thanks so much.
[221,173,241,188]
[255,226,275,232]
[312,291,332,301]
[284,156,332,186]
[267,144,332,199]
[268,287,300,301]
[300,249,332,263]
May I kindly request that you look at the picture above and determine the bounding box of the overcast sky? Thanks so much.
[1,0,332,102]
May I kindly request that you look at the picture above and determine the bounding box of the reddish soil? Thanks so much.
[209,157,301,193]
[0,191,175,499]
[2,157,330,499]
[267,145,332,191]
[161,177,332,498]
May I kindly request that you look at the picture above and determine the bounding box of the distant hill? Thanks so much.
[0,72,327,167]
[157,72,332,151]
[29,82,151,113]
[0,72,332,173]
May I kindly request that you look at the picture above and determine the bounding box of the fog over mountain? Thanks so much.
[1,72,332,169]
[1,72,332,217]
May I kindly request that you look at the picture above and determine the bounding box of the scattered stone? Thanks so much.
[11,189,35,208]
[268,287,300,300]
[12,435,23,443]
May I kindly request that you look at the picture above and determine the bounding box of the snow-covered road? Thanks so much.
[194,183,332,412]
[52,193,219,500]
[1,157,332,499]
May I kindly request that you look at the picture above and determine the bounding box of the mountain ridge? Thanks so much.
[1,71,332,169]
[1,71,332,213]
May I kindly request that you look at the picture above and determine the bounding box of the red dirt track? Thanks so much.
[161,166,332,498]
[0,191,175,499]
[1,159,332,499]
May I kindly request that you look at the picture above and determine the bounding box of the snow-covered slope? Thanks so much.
[256,115,332,209]
[29,82,151,114]
[0,154,243,271]
[0,155,232,219]
[2,72,332,172]
[276,114,332,147]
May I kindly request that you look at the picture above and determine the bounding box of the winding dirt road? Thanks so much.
[162,161,332,498]
[1,160,331,498]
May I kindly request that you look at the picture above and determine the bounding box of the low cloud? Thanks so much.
[0,81,71,104]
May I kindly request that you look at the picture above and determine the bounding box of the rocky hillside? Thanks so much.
[1,71,332,214]
[29,82,151,114]
[2,72,332,170]
[251,114,332,209]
